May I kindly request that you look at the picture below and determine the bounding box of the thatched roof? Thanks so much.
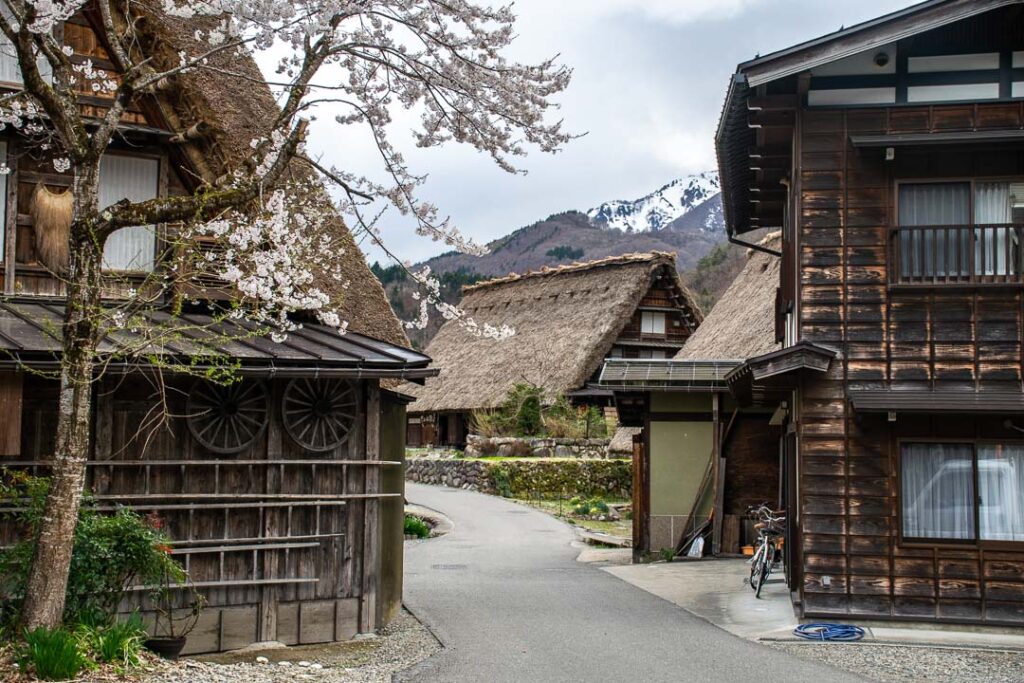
[609,426,640,454]
[130,9,408,347]
[406,252,702,414]
[676,233,781,361]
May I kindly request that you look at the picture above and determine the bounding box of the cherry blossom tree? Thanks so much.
[0,0,571,628]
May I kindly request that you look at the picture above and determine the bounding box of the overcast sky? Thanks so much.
[273,0,918,265]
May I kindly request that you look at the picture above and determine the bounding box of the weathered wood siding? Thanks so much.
[796,101,1024,623]
[5,373,388,652]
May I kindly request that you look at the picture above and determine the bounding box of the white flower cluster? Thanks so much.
[24,0,88,33]
[72,59,118,94]
[190,187,349,339]
[405,266,514,341]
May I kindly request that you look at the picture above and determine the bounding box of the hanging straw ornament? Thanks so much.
[30,182,72,272]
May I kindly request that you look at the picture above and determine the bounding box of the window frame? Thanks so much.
[892,176,1024,285]
[896,437,1024,551]
[98,151,165,275]
[640,311,666,335]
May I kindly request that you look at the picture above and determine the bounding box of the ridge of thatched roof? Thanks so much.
[676,232,781,361]
[407,252,702,414]
[131,9,408,348]
[464,251,679,293]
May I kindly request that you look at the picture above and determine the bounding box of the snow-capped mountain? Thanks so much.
[586,171,721,233]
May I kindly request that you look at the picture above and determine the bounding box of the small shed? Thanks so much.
[405,253,703,448]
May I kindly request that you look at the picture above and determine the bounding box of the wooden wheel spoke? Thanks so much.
[282,378,355,452]
[188,380,268,454]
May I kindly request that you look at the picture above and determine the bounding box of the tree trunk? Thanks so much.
[21,170,103,630]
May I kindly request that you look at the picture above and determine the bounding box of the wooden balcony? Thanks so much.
[889,224,1024,287]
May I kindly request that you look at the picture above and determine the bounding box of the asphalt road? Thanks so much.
[400,483,867,683]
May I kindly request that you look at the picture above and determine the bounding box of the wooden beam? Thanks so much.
[749,111,796,129]
[748,94,800,111]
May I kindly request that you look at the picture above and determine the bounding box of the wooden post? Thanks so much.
[4,140,17,295]
[360,381,381,633]
[258,381,282,642]
[711,393,725,555]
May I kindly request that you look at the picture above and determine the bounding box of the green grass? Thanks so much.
[404,515,431,538]
[514,498,632,539]
[22,627,89,681]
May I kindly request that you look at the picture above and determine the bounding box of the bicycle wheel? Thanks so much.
[755,547,772,598]
[749,541,765,592]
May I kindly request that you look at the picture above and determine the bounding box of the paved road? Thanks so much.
[400,483,867,683]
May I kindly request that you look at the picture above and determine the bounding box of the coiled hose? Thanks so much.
[793,623,866,642]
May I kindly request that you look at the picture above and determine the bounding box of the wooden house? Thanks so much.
[599,235,789,560]
[0,4,436,652]
[405,253,702,448]
[716,0,1024,625]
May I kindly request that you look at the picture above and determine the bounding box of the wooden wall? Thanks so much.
[5,373,391,652]
[795,101,1024,623]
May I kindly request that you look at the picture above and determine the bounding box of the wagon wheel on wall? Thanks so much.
[282,378,357,452]
[187,380,270,454]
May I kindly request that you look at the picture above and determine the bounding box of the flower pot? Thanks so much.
[145,636,188,660]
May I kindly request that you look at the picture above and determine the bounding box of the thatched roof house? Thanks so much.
[0,6,426,654]
[406,252,702,446]
[134,10,408,346]
[676,233,781,361]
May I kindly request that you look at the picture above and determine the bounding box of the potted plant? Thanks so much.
[142,517,205,660]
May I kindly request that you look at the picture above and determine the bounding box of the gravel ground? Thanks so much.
[767,642,1024,683]
[67,609,439,683]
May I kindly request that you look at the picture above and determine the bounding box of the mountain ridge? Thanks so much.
[374,173,752,349]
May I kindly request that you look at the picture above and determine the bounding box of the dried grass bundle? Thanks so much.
[30,182,72,272]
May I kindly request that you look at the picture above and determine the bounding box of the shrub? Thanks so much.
[0,470,183,628]
[659,548,676,563]
[77,614,147,668]
[22,627,88,681]
[470,410,511,438]
[403,515,431,539]
[569,497,610,517]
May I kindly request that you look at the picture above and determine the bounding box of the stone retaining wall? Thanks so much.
[464,434,615,459]
[405,457,631,498]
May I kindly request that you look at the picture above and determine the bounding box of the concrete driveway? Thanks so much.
[400,483,868,682]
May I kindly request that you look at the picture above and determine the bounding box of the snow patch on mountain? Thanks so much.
[586,171,721,233]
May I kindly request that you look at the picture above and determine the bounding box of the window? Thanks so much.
[0,4,52,87]
[641,311,666,335]
[901,442,1024,543]
[99,155,159,271]
[898,181,1024,279]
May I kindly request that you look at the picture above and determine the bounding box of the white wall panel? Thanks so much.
[908,53,1000,73]
[907,83,999,103]
[808,87,896,107]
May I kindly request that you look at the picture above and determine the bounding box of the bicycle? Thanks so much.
[747,503,785,599]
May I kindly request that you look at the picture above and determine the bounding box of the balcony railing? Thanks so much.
[889,224,1024,286]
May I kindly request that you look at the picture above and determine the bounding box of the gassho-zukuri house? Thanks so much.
[404,253,703,448]
[609,0,1024,627]
[0,3,436,653]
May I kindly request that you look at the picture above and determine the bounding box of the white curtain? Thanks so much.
[975,182,1014,276]
[898,183,970,278]
[978,444,1024,542]
[99,155,159,271]
[901,443,975,540]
